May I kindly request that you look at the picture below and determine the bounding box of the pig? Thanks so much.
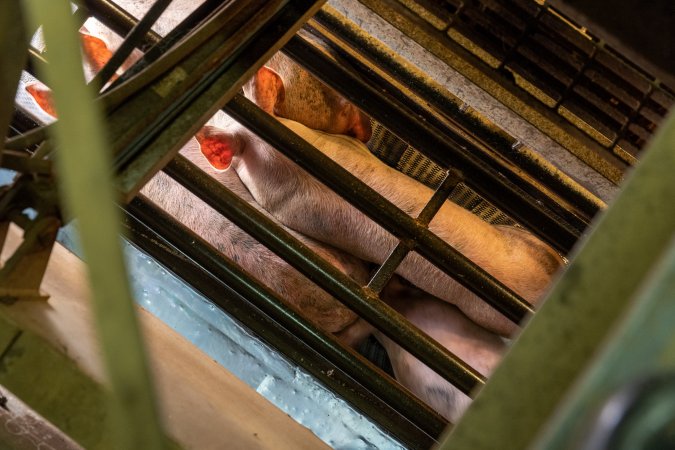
[195,51,565,337]
[378,278,505,423]
[24,21,526,422]
[141,141,370,335]
[22,24,370,336]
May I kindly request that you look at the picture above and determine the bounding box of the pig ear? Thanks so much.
[250,66,285,115]
[79,31,113,73]
[194,126,241,171]
[25,82,57,118]
[349,108,372,143]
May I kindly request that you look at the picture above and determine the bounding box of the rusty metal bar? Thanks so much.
[367,168,462,294]
[165,153,487,395]
[283,33,582,253]
[225,93,534,326]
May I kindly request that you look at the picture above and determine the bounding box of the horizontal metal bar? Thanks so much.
[124,195,446,449]
[165,154,486,395]
[282,33,582,253]
[224,94,534,325]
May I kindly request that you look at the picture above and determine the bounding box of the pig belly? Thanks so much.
[376,287,505,423]
[140,143,367,334]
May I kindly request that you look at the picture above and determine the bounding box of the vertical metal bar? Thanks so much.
[437,110,675,450]
[89,0,174,88]
[534,233,675,449]
[367,169,462,294]
[225,94,534,325]
[0,0,29,166]
[367,244,412,295]
[21,1,166,448]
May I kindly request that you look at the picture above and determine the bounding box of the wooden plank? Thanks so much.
[0,224,328,450]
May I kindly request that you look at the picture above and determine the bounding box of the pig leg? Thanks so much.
[377,279,505,422]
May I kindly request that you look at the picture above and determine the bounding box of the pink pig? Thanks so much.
[24,24,558,422]
[195,51,564,337]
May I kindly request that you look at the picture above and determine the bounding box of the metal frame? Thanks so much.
[438,110,675,450]
[14,0,671,448]
[6,0,578,445]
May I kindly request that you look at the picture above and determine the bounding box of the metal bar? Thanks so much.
[165,154,485,395]
[4,124,49,151]
[535,236,675,449]
[0,150,51,174]
[76,0,160,49]
[367,244,411,295]
[110,0,281,168]
[0,0,29,167]
[225,94,534,326]
[96,0,241,113]
[102,0,224,88]
[367,169,462,294]
[89,0,173,88]
[26,47,49,81]
[124,196,446,448]
[21,1,166,448]
[283,33,582,253]
[112,0,326,201]
[437,109,675,450]
[311,8,606,220]
[7,109,39,140]
[417,168,463,226]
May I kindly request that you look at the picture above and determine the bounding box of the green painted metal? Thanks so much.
[437,109,675,450]
[0,318,112,449]
[0,321,20,357]
[21,1,167,448]
[533,233,675,449]
[0,0,29,163]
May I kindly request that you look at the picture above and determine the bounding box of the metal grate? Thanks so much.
[377,0,674,167]
[368,122,516,226]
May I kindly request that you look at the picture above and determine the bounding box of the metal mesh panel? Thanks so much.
[368,121,516,226]
[365,0,674,167]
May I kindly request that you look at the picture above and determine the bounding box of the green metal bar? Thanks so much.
[0,0,29,164]
[21,1,167,449]
[437,109,675,450]
[533,233,675,449]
